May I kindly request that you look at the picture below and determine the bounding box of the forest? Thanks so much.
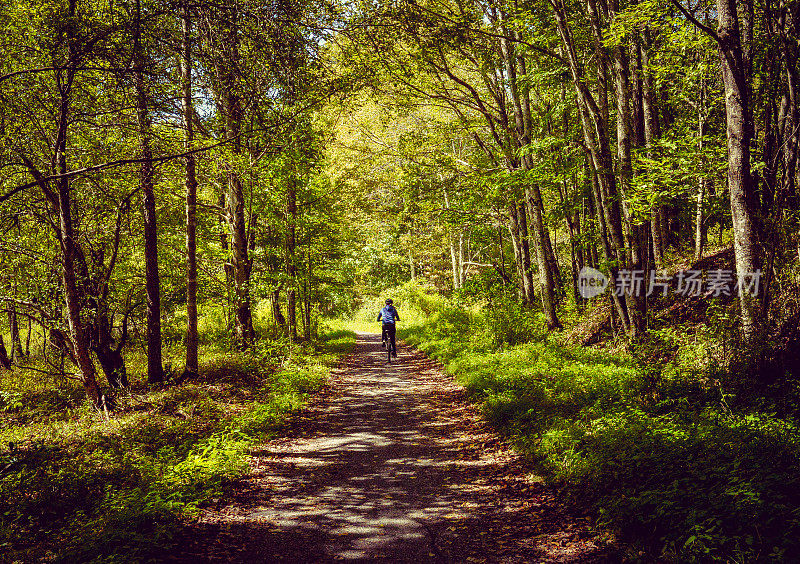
[1,0,799,560]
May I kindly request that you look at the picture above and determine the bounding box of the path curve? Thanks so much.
[176,333,617,562]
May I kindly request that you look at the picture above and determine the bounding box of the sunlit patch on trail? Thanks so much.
[180,332,617,562]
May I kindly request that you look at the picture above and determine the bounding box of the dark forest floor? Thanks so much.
[170,333,620,563]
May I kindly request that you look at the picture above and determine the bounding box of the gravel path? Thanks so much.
[175,333,617,562]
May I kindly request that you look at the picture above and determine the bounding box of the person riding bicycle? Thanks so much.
[377,299,400,358]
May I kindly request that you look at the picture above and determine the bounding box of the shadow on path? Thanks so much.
[172,333,618,562]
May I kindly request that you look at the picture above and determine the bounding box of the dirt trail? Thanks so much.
[175,333,617,562]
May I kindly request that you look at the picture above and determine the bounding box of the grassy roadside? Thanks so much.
[0,328,355,562]
[396,293,800,562]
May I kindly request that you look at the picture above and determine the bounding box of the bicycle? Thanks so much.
[378,298,400,364]
[381,323,397,363]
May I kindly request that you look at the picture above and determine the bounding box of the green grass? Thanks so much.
[400,297,800,562]
[0,328,355,562]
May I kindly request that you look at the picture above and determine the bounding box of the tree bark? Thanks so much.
[286,176,298,342]
[694,90,709,262]
[780,1,799,208]
[303,253,312,340]
[552,0,632,332]
[271,288,286,329]
[25,316,31,357]
[507,210,525,300]
[717,0,761,340]
[7,307,24,363]
[0,336,11,370]
[135,0,163,383]
[444,188,462,290]
[55,0,103,406]
[212,5,253,348]
[500,22,560,326]
[93,311,127,388]
[641,37,664,268]
[181,0,198,375]
[610,1,646,336]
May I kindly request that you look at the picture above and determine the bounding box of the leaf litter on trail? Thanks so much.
[172,333,620,562]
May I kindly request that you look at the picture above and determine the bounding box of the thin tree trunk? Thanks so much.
[553,0,632,332]
[641,36,664,268]
[303,253,312,340]
[135,0,163,383]
[25,316,31,358]
[8,309,23,363]
[507,212,525,300]
[458,231,466,288]
[609,2,646,336]
[444,188,461,290]
[286,177,297,342]
[559,181,583,309]
[501,23,560,326]
[526,184,561,328]
[694,90,708,262]
[449,236,460,290]
[212,5,253,348]
[780,3,799,215]
[0,336,11,369]
[181,0,198,375]
[514,201,535,304]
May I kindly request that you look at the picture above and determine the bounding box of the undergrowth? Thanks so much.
[399,286,800,562]
[0,327,355,562]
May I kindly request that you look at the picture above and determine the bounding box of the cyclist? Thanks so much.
[377,298,400,359]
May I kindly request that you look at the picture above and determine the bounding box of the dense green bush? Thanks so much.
[482,288,547,347]
[402,298,800,562]
[0,329,355,562]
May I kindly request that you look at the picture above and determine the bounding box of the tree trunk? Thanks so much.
[780,4,799,213]
[93,312,127,388]
[694,92,709,262]
[552,0,632,332]
[286,177,297,342]
[507,211,526,301]
[449,235,460,290]
[181,0,198,375]
[7,308,24,363]
[303,254,312,340]
[444,188,461,290]
[526,184,561,328]
[559,181,583,309]
[25,316,31,357]
[0,336,11,369]
[609,1,646,336]
[717,0,761,341]
[514,201,535,304]
[135,0,163,384]
[589,159,630,329]
[501,23,560,326]
[641,36,664,268]
[212,5,253,348]
[271,288,286,329]
[53,0,103,406]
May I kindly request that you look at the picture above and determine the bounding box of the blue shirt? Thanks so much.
[378,305,400,324]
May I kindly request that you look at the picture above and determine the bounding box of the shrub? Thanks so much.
[404,299,800,561]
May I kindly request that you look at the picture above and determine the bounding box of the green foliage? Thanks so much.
[404,298,800,561]
[0,330,355,562]
[482,289,548,347]
[399,282,547,358]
